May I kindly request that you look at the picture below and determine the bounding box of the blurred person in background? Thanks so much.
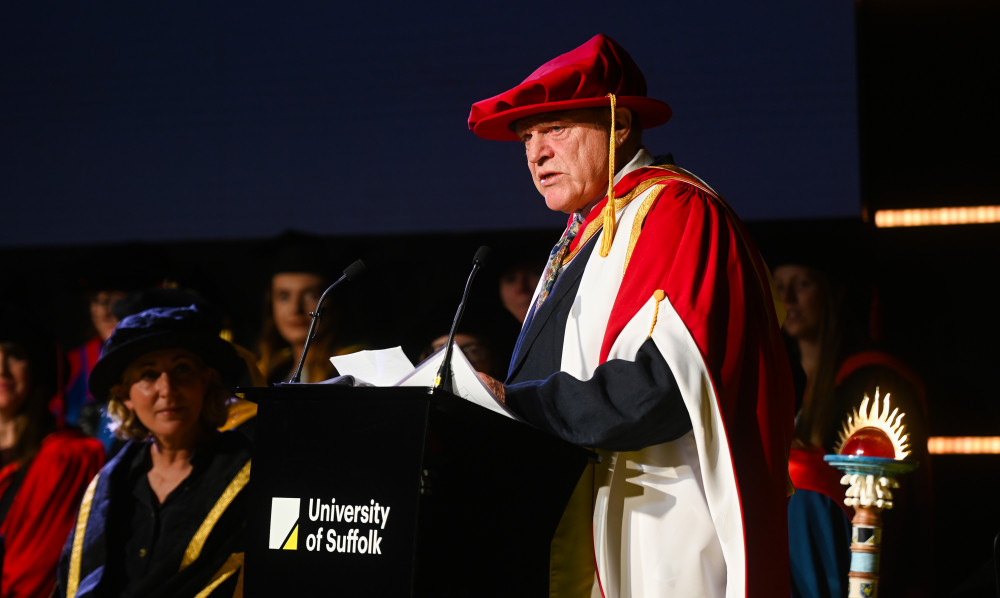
[770,232,933,598]
[0,303,104,598]
[420,328,504,381]
[257,238,363,384]
[498,258,542,325]
[63,275,137,451]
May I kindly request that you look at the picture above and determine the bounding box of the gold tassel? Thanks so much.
[599,93,617,258]
[649,289,666,336]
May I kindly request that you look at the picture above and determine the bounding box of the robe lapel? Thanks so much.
[507,238,596,381]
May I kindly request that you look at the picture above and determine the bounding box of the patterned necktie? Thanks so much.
[533,215,582,315]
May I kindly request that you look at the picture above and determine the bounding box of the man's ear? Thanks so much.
[614,108,633,147]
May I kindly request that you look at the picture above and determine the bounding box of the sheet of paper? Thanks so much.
[329,344,521,421]
[329,346,414,387]
[395,343,521,421]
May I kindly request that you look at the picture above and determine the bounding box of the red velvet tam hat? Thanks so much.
[468,34,672,141]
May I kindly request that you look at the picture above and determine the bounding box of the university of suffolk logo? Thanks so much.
[269,497,301,550]
[268,495,392,554]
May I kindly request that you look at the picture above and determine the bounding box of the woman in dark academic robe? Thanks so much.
[56,305,252,598]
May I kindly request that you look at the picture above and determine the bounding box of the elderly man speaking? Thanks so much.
[469,35,795,598]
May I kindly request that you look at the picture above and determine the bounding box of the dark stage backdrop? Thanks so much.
[1,1,859,247]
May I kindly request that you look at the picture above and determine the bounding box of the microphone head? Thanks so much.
[473,245,492,266]
[343,259,367,281]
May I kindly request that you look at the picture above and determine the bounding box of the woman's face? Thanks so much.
[0,343,31,418]
[271,273,325,347]
[499,266,541,324]
[773,265,825,342]
[120,348,210,446]
[90,290,127,341]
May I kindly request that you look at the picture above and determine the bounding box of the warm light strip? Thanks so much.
[927,436,1000,455]
[874,206,1000,228]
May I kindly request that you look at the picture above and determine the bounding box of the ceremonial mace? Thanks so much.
[824,389,918,598]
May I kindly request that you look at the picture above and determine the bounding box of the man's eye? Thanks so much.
[140,369,159,381]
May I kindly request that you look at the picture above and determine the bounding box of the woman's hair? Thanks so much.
[792,267,873,449]
[106,357,232,441]
[790,268,842,447]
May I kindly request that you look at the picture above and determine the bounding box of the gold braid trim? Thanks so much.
[649,290,667,336]
[67,472,101,598]
[565,172,714,267]
[598,93,617,257]
[646,163,720,197]
[193,553,245,598]
[219,398,258,432]
[181,459,252,570]
[623,188,663,275]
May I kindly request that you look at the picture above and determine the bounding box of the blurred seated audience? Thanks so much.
[0,304,105,598]
[56,305,251,597]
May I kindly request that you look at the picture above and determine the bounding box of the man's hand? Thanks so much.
[477,372,506,404]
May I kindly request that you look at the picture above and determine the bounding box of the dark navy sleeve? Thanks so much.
[503,337,691,451]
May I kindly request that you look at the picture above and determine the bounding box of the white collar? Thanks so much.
[578,148,655,217]
[614,147,655,185]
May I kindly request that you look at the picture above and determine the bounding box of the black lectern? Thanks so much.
[243,384,591,597]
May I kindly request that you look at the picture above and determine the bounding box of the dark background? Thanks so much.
[1,0,861,246]
[1,1,998,594]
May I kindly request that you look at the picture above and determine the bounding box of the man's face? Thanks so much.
[514,109,610,215]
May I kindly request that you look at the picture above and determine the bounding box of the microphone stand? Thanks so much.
[287,259,366,384]
[433,246,491,395]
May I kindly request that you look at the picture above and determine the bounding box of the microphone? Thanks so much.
[433,246,491,395]
[287,259,367,384]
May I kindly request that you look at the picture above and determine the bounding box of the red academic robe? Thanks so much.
[554,159,794,597]
[0,430,104,598]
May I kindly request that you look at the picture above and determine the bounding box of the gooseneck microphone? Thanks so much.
[433,245,491,395]
[287,259,367,384]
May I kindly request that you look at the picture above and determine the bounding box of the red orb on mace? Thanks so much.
[840,426,896,458]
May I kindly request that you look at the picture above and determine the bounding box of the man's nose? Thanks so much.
[525,136,551,165]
